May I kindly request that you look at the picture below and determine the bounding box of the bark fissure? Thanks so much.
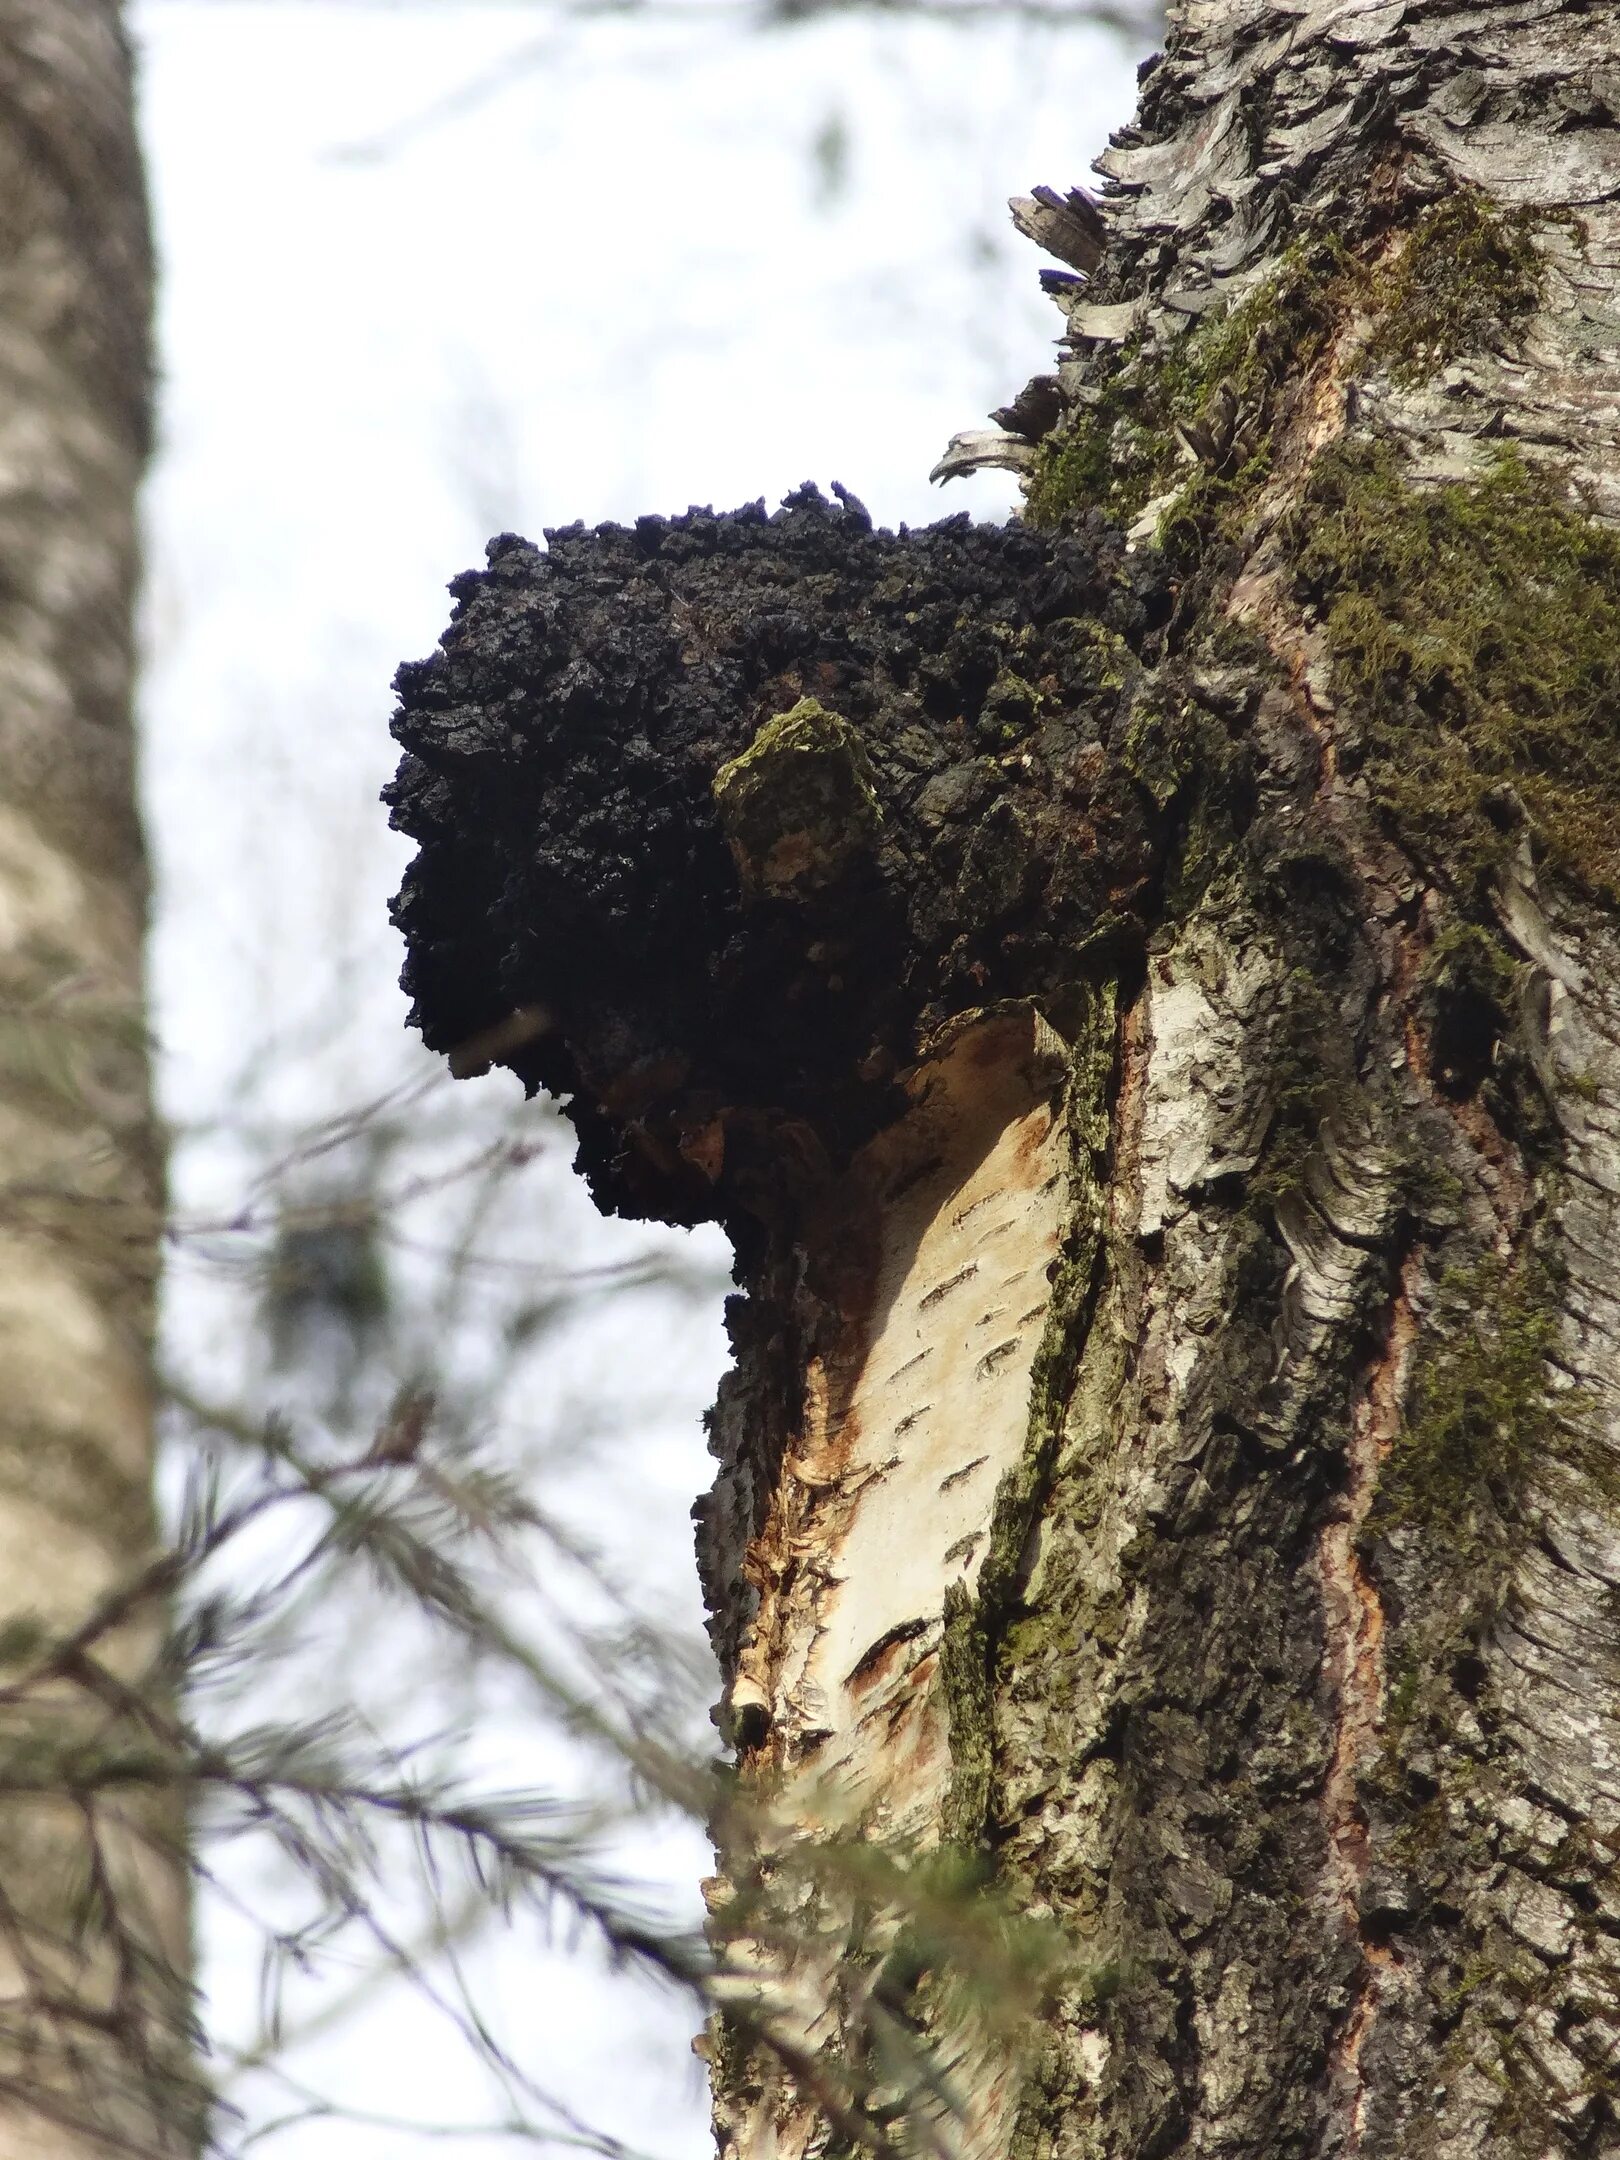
[1318,1257,1416,2152]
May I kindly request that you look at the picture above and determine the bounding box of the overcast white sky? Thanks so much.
[129,5,1142,2150]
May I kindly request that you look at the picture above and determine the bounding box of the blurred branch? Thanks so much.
[238,2076,658,2154]
[0,1395,1043,2159]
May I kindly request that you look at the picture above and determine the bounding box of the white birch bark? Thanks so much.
[0,8,183,2153]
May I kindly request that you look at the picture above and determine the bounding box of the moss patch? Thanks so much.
[1248,968,1341,1211]
[1026,234,1360,536]
[1417,922,1521,1096]
[1120,680,1260,914]
[975,667,1043,750]
[939,1578,994,1848]
[1028,192,1551,552]
[1294,440,1620,896]
[1367,192,1545,387]
[1376,1254,1604,1542]
[941,985,1116,1851]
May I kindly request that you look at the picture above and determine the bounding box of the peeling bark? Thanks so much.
[390,1,1620,2153]
[723,1005,1072,1788]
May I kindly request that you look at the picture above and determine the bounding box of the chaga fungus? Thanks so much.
[385,484,1165,1244]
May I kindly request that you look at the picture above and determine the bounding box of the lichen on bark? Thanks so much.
[711,698,884,900]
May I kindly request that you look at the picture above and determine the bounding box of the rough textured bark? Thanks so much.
[0,8,185,2154]
[389,1,1620,2152]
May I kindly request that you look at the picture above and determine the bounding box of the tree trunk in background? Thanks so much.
[0,8,185,2154]
[387,0,1620,2153]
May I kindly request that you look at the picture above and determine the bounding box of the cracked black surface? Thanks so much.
[386,484,1165,1234]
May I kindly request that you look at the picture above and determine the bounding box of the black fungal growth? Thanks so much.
[386,484,1166,1236]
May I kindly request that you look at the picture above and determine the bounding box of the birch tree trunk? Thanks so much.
[388,0,1620,2152]
[0,8,187,2154]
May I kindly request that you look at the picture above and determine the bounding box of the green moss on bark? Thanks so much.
[1026,236,1357,535]
[1366,192,1546,387]
[1240,961,1331,1185]
[1295,440,1620,897]
[1376,1253,1608,1546]
[939,1579,994,1849]
[940,986,1116,1852]
[1029,191,1551,564]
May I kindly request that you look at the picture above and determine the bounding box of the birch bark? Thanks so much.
[389,1,1620,2152]
[0,8,185,2154]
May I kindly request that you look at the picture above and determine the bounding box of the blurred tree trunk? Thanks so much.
[388,0,1620,2153]
[0,7,188,2155]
